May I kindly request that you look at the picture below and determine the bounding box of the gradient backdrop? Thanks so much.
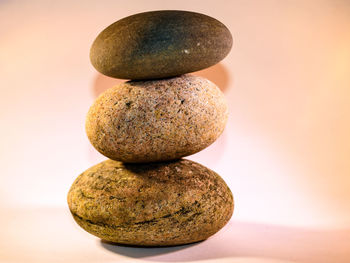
[1,0,350,262]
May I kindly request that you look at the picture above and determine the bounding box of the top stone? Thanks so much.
[90,10,232,80]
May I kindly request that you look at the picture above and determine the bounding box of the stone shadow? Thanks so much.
[100,220,350,262]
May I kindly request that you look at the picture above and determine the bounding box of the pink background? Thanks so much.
[1,0,350,262]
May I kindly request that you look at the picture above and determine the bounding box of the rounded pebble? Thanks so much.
[86,75,228,163]
[67,159,234,246]
[90,10,233,79]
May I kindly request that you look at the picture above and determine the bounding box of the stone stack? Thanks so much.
[67,10,234,247]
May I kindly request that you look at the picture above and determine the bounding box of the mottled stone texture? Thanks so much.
[90,10,232,79]
[86,75,228,163]
[67,159,234,246]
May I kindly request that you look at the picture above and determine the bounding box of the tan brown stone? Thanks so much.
[86,75,228,163]
[67,159,234,246]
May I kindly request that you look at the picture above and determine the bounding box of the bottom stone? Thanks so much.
[67,159,234,246]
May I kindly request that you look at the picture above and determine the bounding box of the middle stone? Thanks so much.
[86,75,228,163]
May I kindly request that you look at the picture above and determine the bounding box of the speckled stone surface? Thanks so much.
[67,159,234,246]
[86,75,228,163]
[90,10,232,80]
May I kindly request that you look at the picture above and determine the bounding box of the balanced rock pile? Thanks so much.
[67,10,234,246]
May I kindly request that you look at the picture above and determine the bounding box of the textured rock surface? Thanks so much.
[67,159,234,246]
[90,10,232,79]
[86,75,228,163]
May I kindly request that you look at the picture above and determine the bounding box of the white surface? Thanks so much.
[1,208,349,263]
[1,0,350,262]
